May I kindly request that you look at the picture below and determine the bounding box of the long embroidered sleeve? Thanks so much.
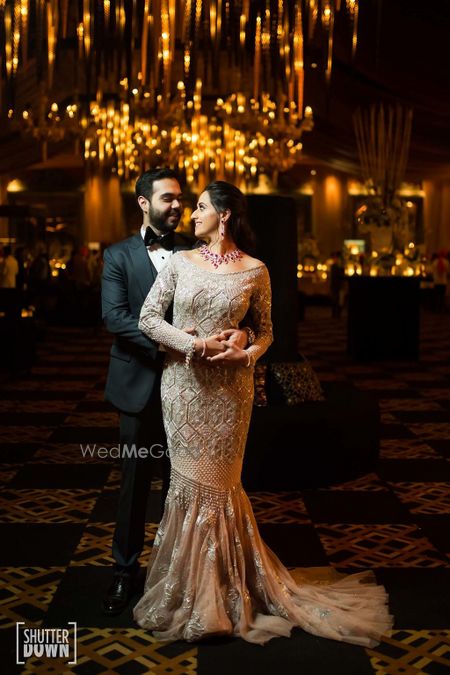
[138,256,195,355]
[246,265,273,365]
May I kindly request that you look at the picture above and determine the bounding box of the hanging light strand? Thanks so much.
[347,0,359,57]
[0,1,375,185]
[253,12,261,101]
[141,0,150,86]
[47,1,57,88]
[293,1,304,117]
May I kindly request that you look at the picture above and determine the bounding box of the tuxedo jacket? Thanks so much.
[101,231,194,414]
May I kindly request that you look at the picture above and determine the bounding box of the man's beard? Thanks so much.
[148,204,181,233]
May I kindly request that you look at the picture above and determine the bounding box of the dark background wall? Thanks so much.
[247,194,298,362]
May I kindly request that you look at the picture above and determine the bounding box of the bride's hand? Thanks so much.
[206,341,248,366]
[194,335,227,357]
[217,328,248,349]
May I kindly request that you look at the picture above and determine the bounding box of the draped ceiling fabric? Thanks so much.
[0,1,449,221]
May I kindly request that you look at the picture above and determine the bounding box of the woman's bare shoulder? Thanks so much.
[240,253,266,270]
[180,249,195,258]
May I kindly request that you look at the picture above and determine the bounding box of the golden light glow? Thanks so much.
[6,179,25,192]
[4,4,12,77]
[83,0,91,57]
[254,13,262,101]
[293,2,304,116]
[2,2,366,183]
[20,0,28,64]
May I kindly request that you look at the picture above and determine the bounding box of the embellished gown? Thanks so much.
[134,252,393,646]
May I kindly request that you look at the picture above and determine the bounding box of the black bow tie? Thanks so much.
[144,227,175,250]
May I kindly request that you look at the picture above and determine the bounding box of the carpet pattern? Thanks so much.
[0,308,450,674]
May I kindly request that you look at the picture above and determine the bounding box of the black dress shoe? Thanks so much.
[102,571,137,616]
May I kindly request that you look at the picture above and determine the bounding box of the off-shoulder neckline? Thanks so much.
[178,252,266,276]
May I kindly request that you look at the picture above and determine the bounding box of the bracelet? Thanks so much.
[245,350,252,368]
[243,326,256,346]
[185,337,196,369]
[200,338,207,358]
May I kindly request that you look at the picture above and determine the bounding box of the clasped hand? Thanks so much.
[184,327,249,366]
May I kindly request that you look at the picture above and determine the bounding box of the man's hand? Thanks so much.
[217,328,248,350]
[207,341,248,366]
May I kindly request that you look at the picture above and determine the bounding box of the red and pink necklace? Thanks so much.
[198,244,243,269]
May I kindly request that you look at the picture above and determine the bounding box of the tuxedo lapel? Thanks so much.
[127,231,194,301]
[127,234,156,300]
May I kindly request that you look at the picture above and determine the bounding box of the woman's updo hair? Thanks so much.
[203,180,255,252]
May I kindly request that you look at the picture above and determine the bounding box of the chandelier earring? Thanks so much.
[219,220,225,238]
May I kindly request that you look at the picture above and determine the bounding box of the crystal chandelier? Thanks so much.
[1,1,359,186]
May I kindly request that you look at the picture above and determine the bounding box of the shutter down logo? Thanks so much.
[16,622,77,665]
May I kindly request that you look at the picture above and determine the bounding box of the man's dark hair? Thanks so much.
[135,168,180,201]
[3,245,12,256]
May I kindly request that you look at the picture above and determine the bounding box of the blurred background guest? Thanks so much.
[0,245,19,289]
[431,250,449,313]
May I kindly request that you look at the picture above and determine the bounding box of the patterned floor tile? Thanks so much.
[32,443,104,464]
[70,522,157,566]
[104,466,122,491]
[0,311,449,672]
[315,472,388,492]
[32,366,105,377]
[248,492,310,524]
[0,427,54,442]
[0,464,20,483]
[357,380,411,390]
[337,366,383,374]
[0,400,78,413]
[83,389,109,401]
[313,372,345,381]
[40,354,109,365]
[420,389,450,400]
[21,627,198,675]
[379,399,444,411]
[37,354,80,362]
[2,381,94,391]
[315,523,449,568]
[381,412,399,423]
[0,489,100,522]
[396,372,449,382]
[367,629,450,674]
[380,440,441,460]
[408,423,450,439]
[64,412,119,427]
[103,468,165,492]
[0,567,65,629]
[388,483,450,515]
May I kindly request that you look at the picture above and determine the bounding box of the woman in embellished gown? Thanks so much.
[134,181,393,646]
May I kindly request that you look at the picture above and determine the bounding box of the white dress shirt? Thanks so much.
[140,225,173,273]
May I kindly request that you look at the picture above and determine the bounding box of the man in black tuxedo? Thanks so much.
[101,168,247,615]
[101,168,198,614]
